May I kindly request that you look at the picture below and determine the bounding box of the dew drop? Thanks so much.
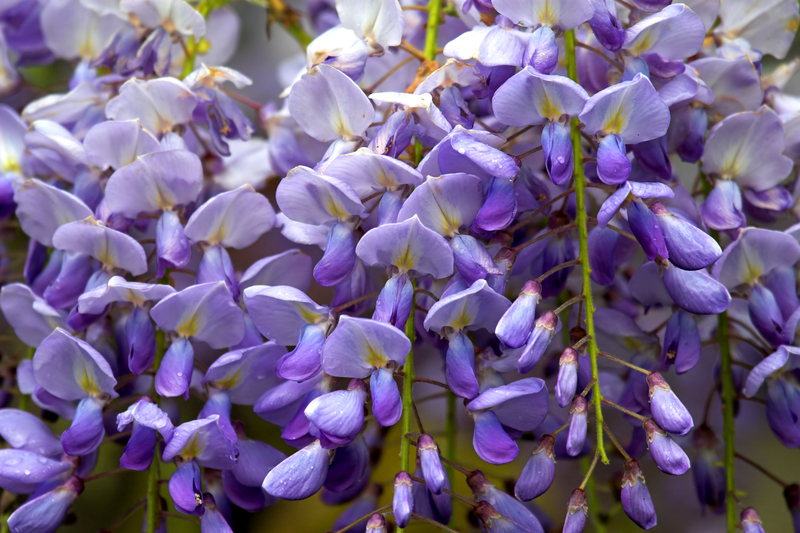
[24,469,30,476]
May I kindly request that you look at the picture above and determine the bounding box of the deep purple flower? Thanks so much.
[621,459,657,529]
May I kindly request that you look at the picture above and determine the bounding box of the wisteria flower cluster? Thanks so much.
[0,0,800,531]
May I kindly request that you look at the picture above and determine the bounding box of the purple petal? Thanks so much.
[239,249,312,292]
[106,77,196,136]
[472,410,518,465]
[276,165,364,226]
[397,173,484,238]
[83,119,160,170]
[623,4,705,60]
[163,416,237,470]
[467,377,548,431]
[51,217,147,275]
[662,265,730,315]
[699,180,745,233]
[288,64,374,142]
[184,185,275,249]
[702,106,793,191]
[205,342,286,405]
[493,0,594,30]
[356,215,454,278]
[120,422,156,471]
[493,67,588,126]
[321,315,410,378]
[7,477,82,533]
[0,409,62,457]
[169,460,204,515]
[370,367,402,427]
[77,275,175,315]
[596,134,631,185]
[12,178,92,246]
[713,227,800,290]
[105,150,203,217]
[424,279,511,333]
[743,346,796,397]
[0,284,67,348]
[627,200,667,261]
[579,73,670,143]
[314,222,357,287]
[0,449,70,493]
[61,396,105,456]
[151,281,245,348]
[446,331,479,399]
[262,440,331,500]
[243,285,329,346]
[542,121,574,185]
[33,328,117,400]
[155,338,194,399]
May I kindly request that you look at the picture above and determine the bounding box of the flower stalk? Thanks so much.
[564,28,607,465]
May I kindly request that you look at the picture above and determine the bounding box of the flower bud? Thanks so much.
[393,471,413,528]
[467,470,544,532]
[661,310,701,374]
[169,460,204,515]
[126,306,156,376]
[418,434,446,495]
[597,134,631,185]
[621,459,657,529]
[563,488,588,533]
[741,507,766,533]
[61,397,105,456]
[373,273,413,330]
[7,476,83,533]
[692,425,725,512]
[542,121,573,185]
[155,338,194,400]
[43,252,92,310]
[366,513,387,532]
[314,222,357,287]
[643,419,690,475]
[588,0,625,51]
[201,492,235,533]
[276,323,327,382]
[567,396,588,457]
[627,200,667,262]
[370,367,402,427]
[473,500,525,532]
[518,311,558,374]
[524,26,558,75]
[475,176,517,232]
[156,209,191,279]
[647,372,693,436]
[496,280,541,349]
[452,234,502,285]
[446,331,479,400]
[305,379,367,446]
[262,440,332,500]
[556,348,579,408]
[515,434,556,501]
[197,245,240,301]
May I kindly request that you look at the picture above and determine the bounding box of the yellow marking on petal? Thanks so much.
[536,87,562,121]
[325,195,351,220]
[786,17,800,32]
[213,370,242,391]
[393,243,418,273]
[179,434,202,460]
[601,104,628,135]
[176,313,199,338]
[366,343,389,368]
[627,30,654,56]
[451,304,475,331]
[536,0,558,27]
[297,303,326,324]
[77,367,101,397]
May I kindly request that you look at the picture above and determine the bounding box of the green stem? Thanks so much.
[145,454,158,533]
[398,285,416,533]
[582,455,606,533]
[445,390,456,484]
[702,174,736,532]
[719,311,737,532]
[146,331,167,533]
[564,29,607,464]
[423,0,442,61]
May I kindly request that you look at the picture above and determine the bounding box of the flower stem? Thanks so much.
[564,29,607,465]
[424,0,442,61]
[719,310,737,532]
[145,452,159,533]
[581,455,606,533]
[398,283,416,533]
